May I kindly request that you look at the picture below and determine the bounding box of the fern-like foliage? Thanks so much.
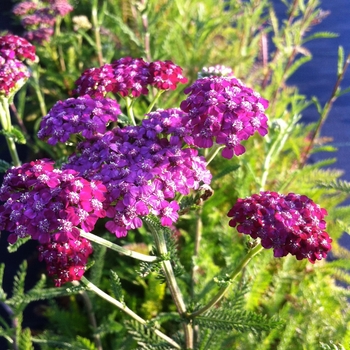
[126,320,175,350]
[195,308,281,335]
[110,270,125,304]
[316,179,350,194]
[7,236,31,253]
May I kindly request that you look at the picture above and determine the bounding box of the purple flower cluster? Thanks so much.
[180,76,269,159]
[38,95,121,145]
[74,57,187,98]
[13,0,73,43]
[0,34,35,97]
[227,191,332,263]
[0,159,107,246]
[38,237,93,287]
[63,119,211,237]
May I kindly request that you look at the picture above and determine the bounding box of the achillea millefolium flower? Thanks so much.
[180,76,269,159]
[227,191,332,263]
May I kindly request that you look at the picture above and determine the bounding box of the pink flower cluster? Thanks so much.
[180,76,269,159]
[0,34,35,97]
[12,0,73,43]
[227,191,332,263]
[0,159,107,284]
[74,57,187,98]
[38,95,121,145]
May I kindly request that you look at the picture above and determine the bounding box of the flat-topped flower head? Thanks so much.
[180,76,269,159]
[38,95,121,145]
[227,191,332,263]
[38,237,93,286]
[149,60,188,90]
[74,58,188,98]
[0,159,107,245]
[74,57,151,98]
[0,34,36,61]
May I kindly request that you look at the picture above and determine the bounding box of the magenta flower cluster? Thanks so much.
[38,95,121,145]
[227,191,332,263]
[0,159,107,284]
[74,57,188,98]
[0,34,35,97]
[13,0,73,43]
[180,76,268,159]
[63,118,211,237]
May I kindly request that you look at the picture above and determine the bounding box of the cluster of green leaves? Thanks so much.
[2,0,350,349]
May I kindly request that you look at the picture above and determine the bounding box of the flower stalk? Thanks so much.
[146,221,194,349]
[189,243,264,318]
[0,97,21,166]
[81,277,181,349]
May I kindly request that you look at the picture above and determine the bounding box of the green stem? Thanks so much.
[146,221,193,349]
[0,97,21,166]
[31,65,47,117]
[189,244,264,318]
[124,96,137,125]
[92,0,104,66]
[81,277,181,349]
[206,145,225,165]
[191,208,203,299]
[145,90,164,114]
[80,231,157,262]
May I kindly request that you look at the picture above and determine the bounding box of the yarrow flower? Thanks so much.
[74,57,151,98]
[38,95,121,144]
[227,191,332,263]
[38,237,93,287]
[63,119,211,237]
[0,34,35,97]
[180,76,269,159]
[74,57,188,98]
[0,159,107,246]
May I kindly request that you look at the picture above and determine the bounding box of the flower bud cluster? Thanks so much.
[12,0,73,43]
[0,34,36,97]
[38,95,121,145]
[227,191,332,263]
[38,237,93,287]
[74,57,188,98]
[180,76,269,159]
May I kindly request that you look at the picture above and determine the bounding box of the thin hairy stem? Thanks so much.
[189,244,264,318]
[81,277,181,349]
